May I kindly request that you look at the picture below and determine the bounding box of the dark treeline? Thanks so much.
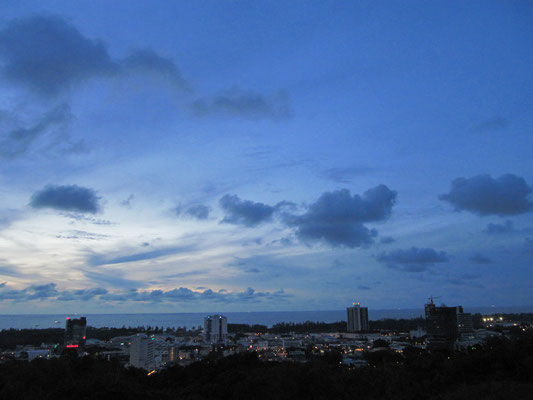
[0,329,64,349]
[0,334,532,399]
[229,318,425,334]
[0,326,184,350]
[270,321,347,334]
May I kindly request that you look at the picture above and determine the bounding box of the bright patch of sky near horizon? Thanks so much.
[0,0,532,313]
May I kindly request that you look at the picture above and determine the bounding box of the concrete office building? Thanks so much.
[457,312,474,337]
[204,315,228,343]
[425,298,473,350]
[129,334,155,370]
[346,302,369,332]
[64,316,87,354]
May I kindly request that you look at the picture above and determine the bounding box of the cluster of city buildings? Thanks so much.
[2,300,530,371]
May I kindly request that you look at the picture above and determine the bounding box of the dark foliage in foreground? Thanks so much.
[0,335,532,399]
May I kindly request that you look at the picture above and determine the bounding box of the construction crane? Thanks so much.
[428,296,441,304]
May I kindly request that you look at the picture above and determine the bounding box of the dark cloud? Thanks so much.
[30,184,100,213]
[358,285,371,291]
[88,246,194,266]
[220,194,276,227]
[321,166,373,183]
[120,48,189,91]
[277,237,294,247]
[241,237,263,247]
[469,253,492,264]
[0,15,186,96]
[120,194,135,207]
[472,117,509,133]
[376,247,450,272]
[484,220,514,235]
[0,15,115,95]
[446,273,484,288]
[284,185,397,248]
[380,236,395,244]
[184,204,210,220]
[439,174,533,216]
[0,104,72,158]
[191,87,291,120]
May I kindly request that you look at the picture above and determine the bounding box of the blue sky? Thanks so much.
[0,1,532,313]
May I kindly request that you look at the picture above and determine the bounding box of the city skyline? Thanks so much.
[0,1,532,313]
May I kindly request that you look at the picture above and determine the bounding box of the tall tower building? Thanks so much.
[129,334,155,370]
[204,315,228,343]
[425,297,472,350]
[346,302,369,332]
[64,317,87,354]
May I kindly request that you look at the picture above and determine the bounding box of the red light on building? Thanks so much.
[66,345,79,348]
[66,317,70,320]
[82,336,86,340]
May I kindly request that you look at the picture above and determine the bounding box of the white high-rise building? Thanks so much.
[129,334,155,370]
[346,302,369,332]
[204,315,228,343]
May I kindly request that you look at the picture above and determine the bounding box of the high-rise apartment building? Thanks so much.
[346,302,369,332]
[204,315,228,343]
[129,334,155,370]
[64,317,87,354]
[425,298,473,350]
[457,312,474,337]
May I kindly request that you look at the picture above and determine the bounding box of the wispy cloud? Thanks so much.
[321,166,373,183]
[88,246,195,266]
[191,88,291,121]
[471,117,509,133]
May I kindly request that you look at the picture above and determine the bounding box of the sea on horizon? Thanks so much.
[1,305,532,330]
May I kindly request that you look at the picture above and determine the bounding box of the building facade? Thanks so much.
[129,334,155,370]
[425,299,473,350]
[204,315,228,343]
[64,317,87,354]
[346,303,369,332]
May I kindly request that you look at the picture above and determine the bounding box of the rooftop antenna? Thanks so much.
[428,296,441,304]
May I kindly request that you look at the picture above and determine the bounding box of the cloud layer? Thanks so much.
[0,282,289,304]
[440,174,533,216]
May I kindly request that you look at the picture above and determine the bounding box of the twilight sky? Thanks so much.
[0,1,532,313]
